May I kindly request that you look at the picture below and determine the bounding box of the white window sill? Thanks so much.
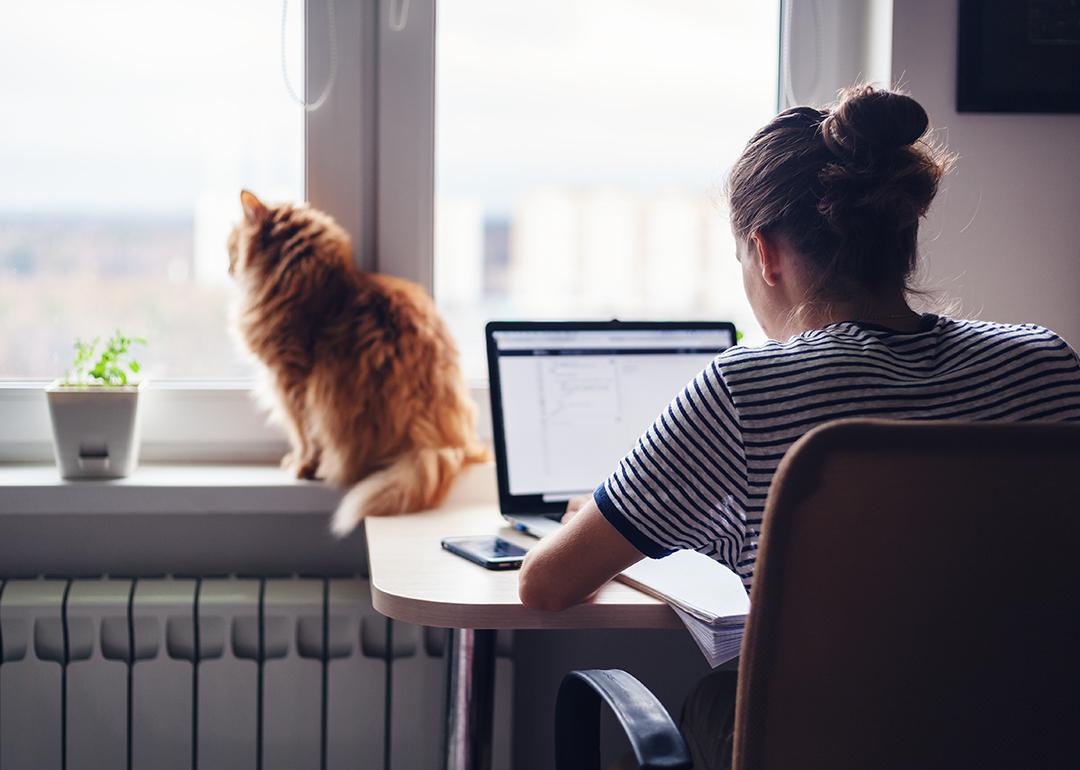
[0,461,498,516]
[0,463,342,516]
[0,461,498,577]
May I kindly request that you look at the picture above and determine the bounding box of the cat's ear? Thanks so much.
[240,190,270,225]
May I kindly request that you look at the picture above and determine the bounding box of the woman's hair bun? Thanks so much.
[727,83,952,298]
[820,85,929,161]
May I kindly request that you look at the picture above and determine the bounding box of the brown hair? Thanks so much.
[727,85,952,299]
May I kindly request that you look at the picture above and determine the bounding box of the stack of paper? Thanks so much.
[619,550,749,667]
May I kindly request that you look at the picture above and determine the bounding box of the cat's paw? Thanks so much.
[296,458,320,480]
[282,451,321,480]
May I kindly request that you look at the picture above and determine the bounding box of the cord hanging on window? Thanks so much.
[281,0,338,112]
[389,0,410,32]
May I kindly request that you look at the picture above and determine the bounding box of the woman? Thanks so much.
[518,86,1080,768]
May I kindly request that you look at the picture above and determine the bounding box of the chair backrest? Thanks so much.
[733,419,1080,770]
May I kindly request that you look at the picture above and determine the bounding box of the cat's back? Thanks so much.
[365,272,436,310]
[358,272,451,340]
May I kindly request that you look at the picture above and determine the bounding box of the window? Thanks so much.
[435,1,780,377]
[0,0,305,380]
[1,0,780,459]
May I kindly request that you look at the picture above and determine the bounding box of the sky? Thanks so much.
[0,0,305,215]
[437,0,780,214]
[0,0,779,218]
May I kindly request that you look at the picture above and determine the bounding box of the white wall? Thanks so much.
[892,0,1080,347]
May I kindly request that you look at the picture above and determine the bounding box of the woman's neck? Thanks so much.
[785,294,922,337]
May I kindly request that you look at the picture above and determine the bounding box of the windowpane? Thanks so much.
[436,0,779,377]
[0,1,304,379]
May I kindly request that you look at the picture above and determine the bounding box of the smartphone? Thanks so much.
[441,536,528,570]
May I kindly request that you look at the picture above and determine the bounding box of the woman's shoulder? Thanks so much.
[712,315,1074,378]
[932,316,1073,348]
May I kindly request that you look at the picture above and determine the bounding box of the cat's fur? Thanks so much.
[227,190,489,534]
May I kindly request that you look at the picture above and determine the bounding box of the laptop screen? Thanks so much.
[486,322,736,512]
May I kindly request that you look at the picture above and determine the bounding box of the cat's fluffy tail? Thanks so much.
[330,445,489,536]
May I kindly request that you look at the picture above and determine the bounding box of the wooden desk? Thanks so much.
[367,503,681,630]
[365,500,681,770]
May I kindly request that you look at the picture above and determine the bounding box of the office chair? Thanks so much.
[554,419,1080,769]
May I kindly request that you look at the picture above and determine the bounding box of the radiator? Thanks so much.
[0,576,513,770]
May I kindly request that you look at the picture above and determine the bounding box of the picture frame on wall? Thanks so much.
[957,0,1080,113]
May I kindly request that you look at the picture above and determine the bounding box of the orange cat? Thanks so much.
[227,190,489,534]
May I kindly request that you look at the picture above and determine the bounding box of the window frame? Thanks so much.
[0,0,439,463]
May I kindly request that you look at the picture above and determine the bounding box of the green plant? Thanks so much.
[67,331,146,386]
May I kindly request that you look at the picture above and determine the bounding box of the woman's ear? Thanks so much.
[751,231,781,288]
[240,190,270,225]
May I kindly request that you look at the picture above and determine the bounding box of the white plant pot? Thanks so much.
[45,381,144,479]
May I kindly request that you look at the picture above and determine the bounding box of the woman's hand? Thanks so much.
[561,494,592,523]
[519,497,645,611]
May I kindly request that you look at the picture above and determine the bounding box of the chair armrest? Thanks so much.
[555,669,691,770]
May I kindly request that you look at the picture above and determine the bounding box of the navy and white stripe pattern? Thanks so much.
[594,315,1080,589]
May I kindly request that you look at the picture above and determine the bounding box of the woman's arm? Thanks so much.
[518,497,645,611]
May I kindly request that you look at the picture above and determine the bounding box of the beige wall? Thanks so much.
[893,0,1080,346]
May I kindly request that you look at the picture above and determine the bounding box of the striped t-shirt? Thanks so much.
[594,315,1080,588]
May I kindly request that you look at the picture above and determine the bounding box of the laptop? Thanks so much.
[485,320,737,538]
